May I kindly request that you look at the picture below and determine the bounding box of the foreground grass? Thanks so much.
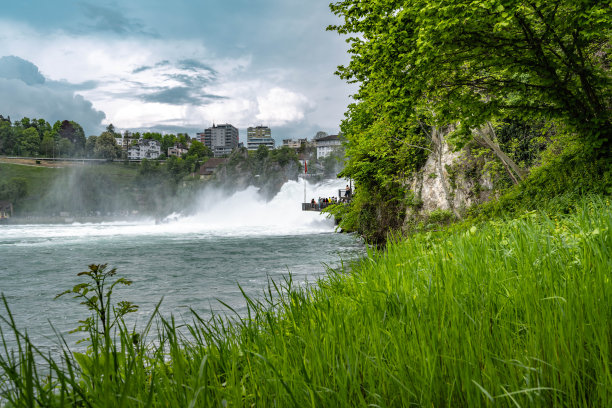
[1,196,611,407]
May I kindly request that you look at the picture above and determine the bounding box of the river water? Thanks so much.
[0,178,363,349]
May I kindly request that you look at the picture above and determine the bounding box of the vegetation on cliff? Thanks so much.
[326,0,611,244]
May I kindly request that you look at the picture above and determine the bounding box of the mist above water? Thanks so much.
[181,177,346,235]
[2,178,347,241]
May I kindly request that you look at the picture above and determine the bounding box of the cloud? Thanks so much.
[48,79,100,91]
[0,55,45,85]
[256,87,315,126]
[0,56,105,134]
[0,17,347,138]
[78,2,158,37]
[131,60,170,74]
[177,59,217,74]
[139,86,226,105]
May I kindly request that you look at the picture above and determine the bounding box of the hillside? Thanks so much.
[0,160,142,216]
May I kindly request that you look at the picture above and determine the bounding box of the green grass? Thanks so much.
[0,163,62,200]
[1,195,611,406]
[0,162,141,214]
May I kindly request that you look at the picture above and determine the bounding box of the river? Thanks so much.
[0,178,363,349]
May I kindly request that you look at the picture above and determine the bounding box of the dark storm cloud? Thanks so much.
[0,56,106,134]
[0,56,45,85]
[79,2,158,37]
[140,87,226,105]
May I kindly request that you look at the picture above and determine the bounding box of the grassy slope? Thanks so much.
[1,195,610,407]
[0,162,141,213]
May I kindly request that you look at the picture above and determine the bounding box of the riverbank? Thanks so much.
[1,194,609,406]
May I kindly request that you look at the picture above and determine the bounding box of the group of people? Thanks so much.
[310,196,338,210]
[308,185,353,210]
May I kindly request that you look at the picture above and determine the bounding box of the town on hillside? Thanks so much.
[0,116,346,222]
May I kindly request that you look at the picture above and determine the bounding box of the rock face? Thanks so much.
[405,140,496,221]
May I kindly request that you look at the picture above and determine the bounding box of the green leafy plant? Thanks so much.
[55,263,138,340]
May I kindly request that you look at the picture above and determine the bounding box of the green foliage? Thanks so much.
[495,119,552,169]
[16,127,40,156]
[186,139,211,159]
[85,135,97,157]
[0,177,28,202]
[327,0,611,241]
[268,146,298,167]
[255,143,269,161]
[427,208,454,225]
[472,147,612,219]
[332,94,429,243]
[94,131,120,159]
[330,0,611,152]
[0,116,92,158]
[1,197,611,406]
[55,264,138,340]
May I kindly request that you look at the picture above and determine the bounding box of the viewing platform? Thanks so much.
[302,189,352,212]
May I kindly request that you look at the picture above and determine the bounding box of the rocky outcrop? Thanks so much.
[405,139,496,222]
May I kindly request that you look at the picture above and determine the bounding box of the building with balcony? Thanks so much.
[198,124,239,157]
[247,125,275,151]
[128,139,162,160]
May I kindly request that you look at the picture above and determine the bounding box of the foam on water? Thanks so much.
[0,178,346,242]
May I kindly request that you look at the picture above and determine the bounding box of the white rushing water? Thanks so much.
[1,178,347,242]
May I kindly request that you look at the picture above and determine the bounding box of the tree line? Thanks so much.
[0,115,86,158]
[0,117,213,163]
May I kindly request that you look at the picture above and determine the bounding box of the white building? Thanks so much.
[315,134,342,159]
[128,139,161,160]
[115,137,132,150]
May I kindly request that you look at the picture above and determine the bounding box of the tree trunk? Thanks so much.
[473,122,527,184]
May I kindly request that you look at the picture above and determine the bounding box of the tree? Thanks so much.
[187,140,211,159]
[57,120,86,154]
[94,132,119,159]
[16,127,40,156]
[255,144,269,162]
[85,136,97,158]
[0,120,16,155]
[161,134,177,155]
[40,133,55,157]
[58,138,74,158]
[329,0,611,153]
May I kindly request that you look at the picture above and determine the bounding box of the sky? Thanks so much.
[0,0,355,143]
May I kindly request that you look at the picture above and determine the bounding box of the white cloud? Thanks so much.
[0,19,346,137]
[256,88,315,126]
